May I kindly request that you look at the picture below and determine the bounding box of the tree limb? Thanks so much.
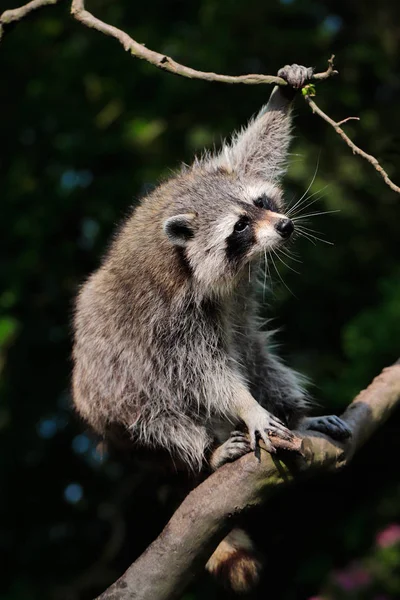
[304,94,400,194]
[70,0,334,86]
[68,3,400,195]
[95,361,400,600]
[1,2,397,193]
[0,0,61,41]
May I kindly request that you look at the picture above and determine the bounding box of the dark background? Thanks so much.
[1,1,400,599]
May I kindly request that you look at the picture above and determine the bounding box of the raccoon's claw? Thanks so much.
[265,415,295,441]
[305,415,352,441]
[210,431,251,470]
[243,406,294,454]
[277,64,314,89]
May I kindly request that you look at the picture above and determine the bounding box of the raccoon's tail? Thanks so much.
[205,528,263,594]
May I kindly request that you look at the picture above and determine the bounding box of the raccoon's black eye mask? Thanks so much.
[253,194,278,212]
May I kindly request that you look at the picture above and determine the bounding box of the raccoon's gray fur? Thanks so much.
[72,64,351,593]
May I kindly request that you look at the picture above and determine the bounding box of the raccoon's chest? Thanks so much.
[226,296,259,378]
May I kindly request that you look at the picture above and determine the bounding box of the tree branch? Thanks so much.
[95,361,400,600]
[304,95,400,194]
[0,0,61,41]
[69,0,310,86]
[2,2,397,193]
[67,3,399,194]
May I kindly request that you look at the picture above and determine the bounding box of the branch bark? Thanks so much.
[1,2,397,193]
[304,95,400,194]
[0,0,61,41]
[96,361,400,600]
[68,2,400,195]
[70,1,334,87]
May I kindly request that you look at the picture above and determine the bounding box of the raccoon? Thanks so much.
[72,64,350,593]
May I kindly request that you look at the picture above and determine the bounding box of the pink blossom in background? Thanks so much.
[376,523,400,548]
[333,563,371,591]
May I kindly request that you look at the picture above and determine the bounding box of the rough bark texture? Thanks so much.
[97,361,400,600]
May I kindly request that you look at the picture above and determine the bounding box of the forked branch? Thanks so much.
[96,361,400,600]
[304,95,400,194]
[70,0,335,87]
[68,1,399,194]
[1,1,398,193]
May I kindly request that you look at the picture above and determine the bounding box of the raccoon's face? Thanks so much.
[163,175,294,292]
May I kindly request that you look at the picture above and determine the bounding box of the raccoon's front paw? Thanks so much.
[277,64,314,89]
[243,405,294,453]
[210,431,251,470]
[304,415,352,441]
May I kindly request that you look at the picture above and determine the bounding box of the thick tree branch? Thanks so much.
[0,0,61,41]
[96,361,400,600]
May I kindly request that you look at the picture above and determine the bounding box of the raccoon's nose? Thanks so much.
[275,218,294,238]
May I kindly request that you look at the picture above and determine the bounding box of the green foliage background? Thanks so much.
[1,1,400,599]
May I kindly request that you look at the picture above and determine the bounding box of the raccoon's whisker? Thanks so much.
[288,188,329,218]
[267,252,274,293]
[295,224,333,244]
[286,155,320,216]
[293,209,340,220]
[294,229,317,246]
[296,226,334,245]
[287,185,329,218]
[263,250,266,300]
[278,247,303,264]
[292,223,325,235]
[263,249,270,301]
[274,249,301,274]
[269,250,296,297]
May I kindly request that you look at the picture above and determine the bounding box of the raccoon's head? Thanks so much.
[162,98,295,293]
[163,172,293,292]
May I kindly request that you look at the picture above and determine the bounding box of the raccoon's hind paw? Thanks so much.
[304,415,352,441]
[209,431,251,470]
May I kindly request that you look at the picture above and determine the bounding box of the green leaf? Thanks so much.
[302,83,316,97]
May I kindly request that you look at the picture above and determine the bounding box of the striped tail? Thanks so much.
[205,528,262,593]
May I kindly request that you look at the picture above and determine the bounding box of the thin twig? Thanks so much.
[312,53,338,81]
[336,117,360,126]
[68,4,399,194]
[2,2,398,194]
[304,95,400,194]
[0,0,60,41]
[70,1,332,87]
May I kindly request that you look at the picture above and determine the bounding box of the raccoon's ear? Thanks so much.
[163,213,197,247]
[203,86,293,183]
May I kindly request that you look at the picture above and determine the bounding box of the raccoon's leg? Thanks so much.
[209,430,251,471]
[204,359,299,594]
[254,350,312,428]
[132,413,212,472]
[257,354,351,440]
[300,415,352,440]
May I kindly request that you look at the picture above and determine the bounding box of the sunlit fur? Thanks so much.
[73,168,310,471]
[73,65,315,593]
